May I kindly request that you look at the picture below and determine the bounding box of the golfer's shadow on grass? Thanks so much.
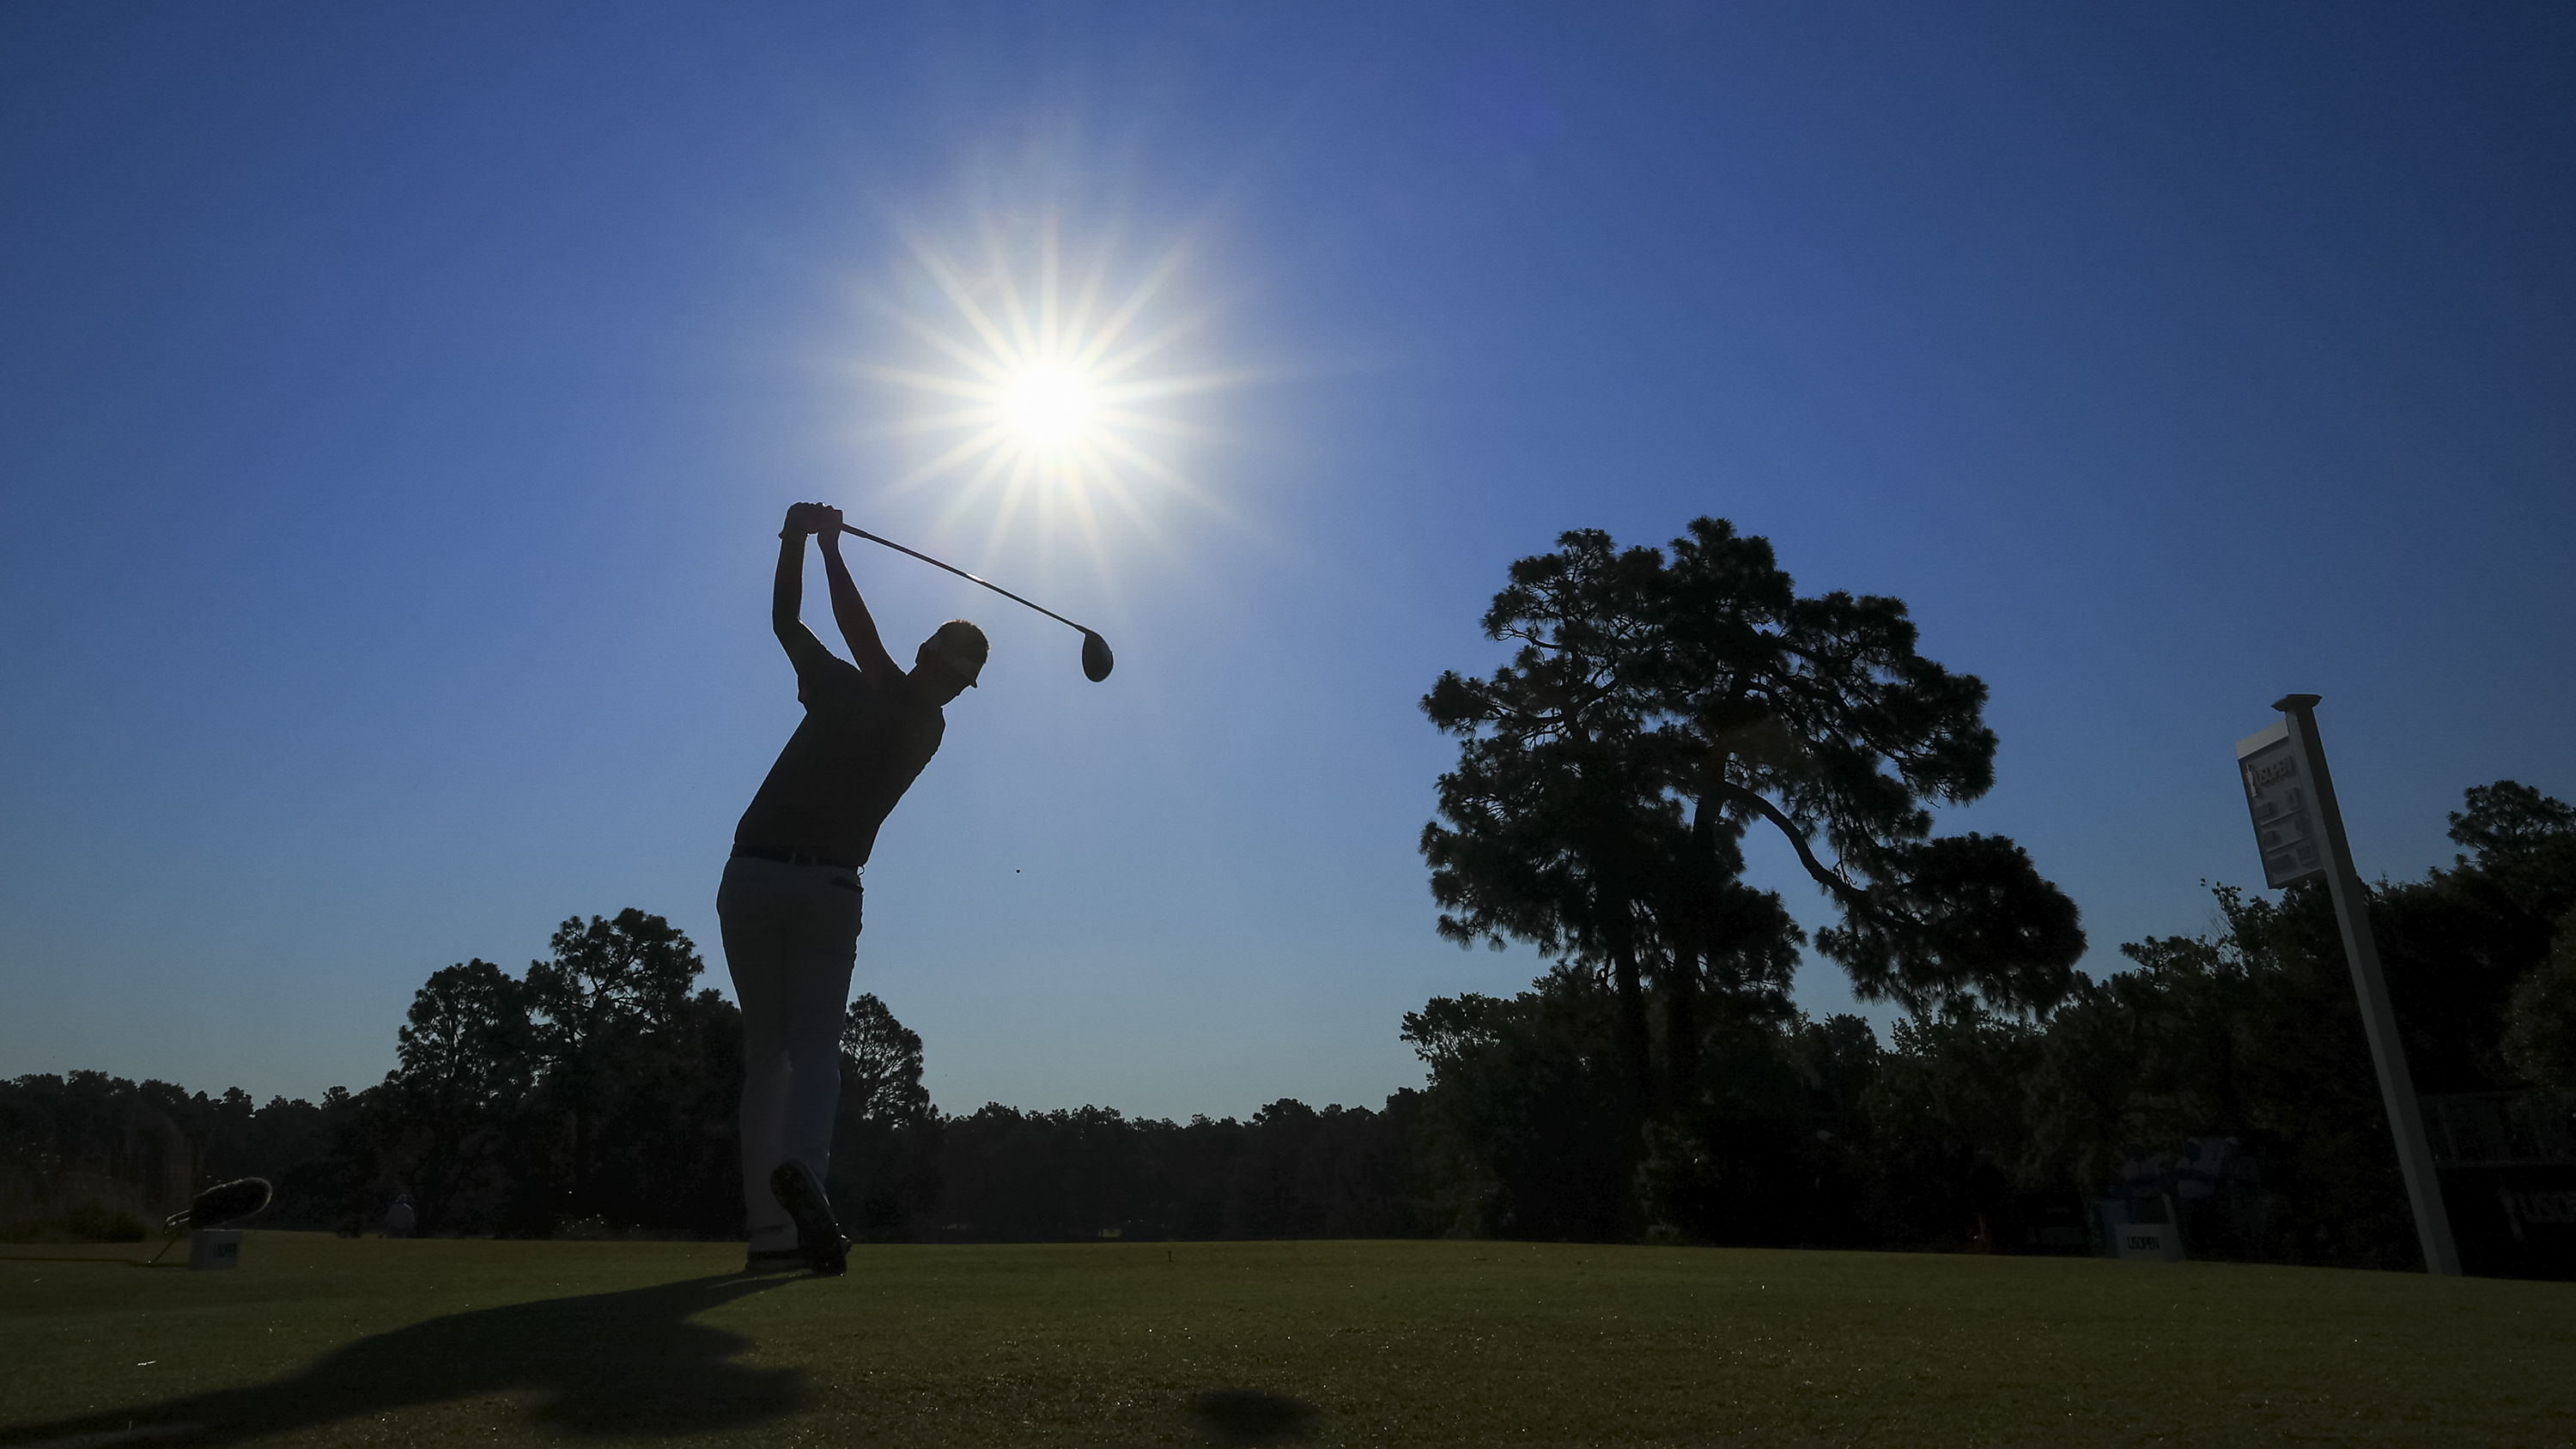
[1,1273,799,1448]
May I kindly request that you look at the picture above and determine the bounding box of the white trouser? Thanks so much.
[717,854,861,1251]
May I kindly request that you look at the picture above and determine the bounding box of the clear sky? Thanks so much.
[5,3,2571,1120]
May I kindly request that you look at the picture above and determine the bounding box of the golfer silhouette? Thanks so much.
[720,502,985,1275]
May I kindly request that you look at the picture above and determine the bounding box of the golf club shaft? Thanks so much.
[839,524,1091,637]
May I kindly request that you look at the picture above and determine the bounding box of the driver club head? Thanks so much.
[1080,630,1115,682]
[167,1177,273,1232]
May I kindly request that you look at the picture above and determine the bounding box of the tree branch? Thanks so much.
[1704,776,1870,910]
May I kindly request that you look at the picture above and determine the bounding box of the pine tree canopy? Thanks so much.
[1422,518,2085,1037]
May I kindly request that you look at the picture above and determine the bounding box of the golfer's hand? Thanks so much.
[811,504,845,539]
[781,502,816,539]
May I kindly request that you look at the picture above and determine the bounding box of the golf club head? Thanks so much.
[1080,629,1115,682]
[167,1177,273,1232]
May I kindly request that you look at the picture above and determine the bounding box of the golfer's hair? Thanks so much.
[929,619,988,670]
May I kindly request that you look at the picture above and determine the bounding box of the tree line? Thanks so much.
[0,906,1428,1246]
[7,518,2569,1272]
[1399,792,2573,1268]
[1397,520,2573,1271]
[7,790,2567,1264]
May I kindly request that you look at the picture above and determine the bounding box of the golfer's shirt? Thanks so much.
[734,641,945,869]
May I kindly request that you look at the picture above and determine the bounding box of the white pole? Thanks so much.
[2272,694,2462,1276]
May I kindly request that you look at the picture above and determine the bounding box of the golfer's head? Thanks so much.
[914,619,987,700]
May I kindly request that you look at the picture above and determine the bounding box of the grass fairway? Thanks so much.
[2,1234,2570,1447]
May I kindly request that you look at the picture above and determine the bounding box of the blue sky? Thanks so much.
[4,3,2571,1119]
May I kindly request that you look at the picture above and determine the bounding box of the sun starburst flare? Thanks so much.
[860,215,1230,561]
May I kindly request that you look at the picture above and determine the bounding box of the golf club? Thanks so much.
[839,524,1115,682]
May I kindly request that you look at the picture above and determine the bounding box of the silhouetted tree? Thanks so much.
[1633,1010,1883,1247]
[383,960,531,1233]
[841,993,929,1123]
[580,985,742,1238]
[1422,520,2084,1213]
[1850,779,2576,1270]
[2503,921,2576,1091]
[520,910,704,1223]
[2412,782,2576,1092]
[1651,518,2085,1017]
[2446,781,2576,919]
[1423,534,1692,1123]
[0,1072,370,1238]
[1400,974,1642,1240]
[829,994,934,1240]
[910,1099,1425,1243]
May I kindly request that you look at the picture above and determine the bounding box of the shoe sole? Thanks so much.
[769,1162,848,1276]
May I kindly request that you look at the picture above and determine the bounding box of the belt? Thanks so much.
[732,845,858,871]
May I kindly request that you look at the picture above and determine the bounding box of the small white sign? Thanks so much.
[2113,1224,2184,1263]
[2237,721,2324,888]
[188,1229,242,1271]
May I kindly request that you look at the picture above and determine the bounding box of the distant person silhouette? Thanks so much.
[720,501,986,1276]
[381,1192,414,1239]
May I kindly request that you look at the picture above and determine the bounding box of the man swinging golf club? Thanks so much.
[721,501,986,1276]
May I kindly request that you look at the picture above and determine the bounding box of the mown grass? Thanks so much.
[1,1234,2569,1447]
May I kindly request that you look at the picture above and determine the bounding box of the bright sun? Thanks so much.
[860,214,1224,549]
[1003,365,1093,446]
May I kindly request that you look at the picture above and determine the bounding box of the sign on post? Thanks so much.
[2236,720,2324,888]
[2234,694,2461,1276]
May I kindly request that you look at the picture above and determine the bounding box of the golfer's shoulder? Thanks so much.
[793,650,868,704]
[890,690,945,754]
[894,688,945,732]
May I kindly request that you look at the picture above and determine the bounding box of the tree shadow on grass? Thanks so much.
[1,1273,802,1447]
[1185,1388,1317,1446]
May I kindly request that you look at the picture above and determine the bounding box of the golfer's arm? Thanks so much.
[771,533,830,666]
[820,541,902,682]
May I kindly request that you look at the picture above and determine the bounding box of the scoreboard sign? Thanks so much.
[2236,719,2325,888]
[2231,695,2464,1275]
